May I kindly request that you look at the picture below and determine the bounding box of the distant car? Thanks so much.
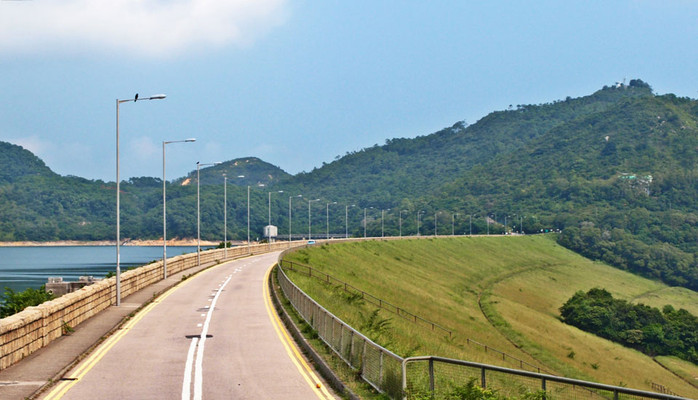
[307,240,316,245]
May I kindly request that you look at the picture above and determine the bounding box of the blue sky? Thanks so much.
[2,1,698,182]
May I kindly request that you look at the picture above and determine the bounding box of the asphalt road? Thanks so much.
[40,251,337,400]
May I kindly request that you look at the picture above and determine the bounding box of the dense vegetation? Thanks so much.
[0,286,54,318]
[558,226,698,291]
[2,79,698,293]
[560,288,698,363]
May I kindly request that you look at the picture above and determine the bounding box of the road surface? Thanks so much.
[41,251,337,400]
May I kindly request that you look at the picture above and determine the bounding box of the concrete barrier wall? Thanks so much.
[0,240,302,371]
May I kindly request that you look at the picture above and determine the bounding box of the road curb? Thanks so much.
[268,265,360,400]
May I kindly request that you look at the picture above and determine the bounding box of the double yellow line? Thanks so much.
[262,264,336,400]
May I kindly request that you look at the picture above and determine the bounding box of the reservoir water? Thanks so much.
[0,246,201,294]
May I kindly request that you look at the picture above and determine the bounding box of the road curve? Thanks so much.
[41,251,337,400]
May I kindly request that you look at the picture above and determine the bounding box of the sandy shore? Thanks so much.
[0,239,239,247]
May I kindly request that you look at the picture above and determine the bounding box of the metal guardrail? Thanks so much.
[402,356,692,400]
[277,265,405,398]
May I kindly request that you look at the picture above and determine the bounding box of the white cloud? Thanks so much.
[0,0,288,57]
[129,136,159,160]
[7,135,48,156]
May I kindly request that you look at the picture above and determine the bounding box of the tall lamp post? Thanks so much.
[345,204,355,238]
[308,198,320,240]
[452,213,459,236]
[289,194,302,246]
[399,210,408,237]
[268,190,283,248]
[162,138,195,280]
[435,211,439,236]
[223,175,245,258]
[362,207,374,238]
[326,201,337,239]
[363,207,374,238]
[417,210,424,236]
[381,209,390,238]
[197,161,221,267]
[223,174,227,259]
[115,93,166,306]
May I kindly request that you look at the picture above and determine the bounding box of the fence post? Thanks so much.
[334,317,339,349]
[541,378,547,400]
[361,339,368,379]
[379,350,384,385]
[481,367,487,389]
[429,358,435,396]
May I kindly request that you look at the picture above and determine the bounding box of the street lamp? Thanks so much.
[162,138,195,279]
[435,211,439,236]
[345,204,355,238]
[267,190,284,248]
[115,93,166,306]
[326,201,337,239]
[417,210,425,236]
[364,208,367,238]
[381,209,390,238]
[452,213,459,236]
[289,194,302,245]
[399,210,408,237]
[224,175,245,258]
[223,174,227,259]
[363,207,373,238]
[197,161,221,267]
[308,198,320,240]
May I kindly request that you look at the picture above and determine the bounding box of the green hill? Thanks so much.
[0,141,56,184]
[176,157,291,186]
[281,80,654,205]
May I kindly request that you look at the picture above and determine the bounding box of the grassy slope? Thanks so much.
[282,235,698,398]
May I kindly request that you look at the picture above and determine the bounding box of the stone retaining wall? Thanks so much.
[0,241,299,371]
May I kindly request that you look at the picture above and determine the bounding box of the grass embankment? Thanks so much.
[282,235,698,398]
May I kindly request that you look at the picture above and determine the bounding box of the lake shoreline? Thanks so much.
[0,239,236,247]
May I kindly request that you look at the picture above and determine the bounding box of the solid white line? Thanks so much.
[181,337,198,400]
[192,274,233,400]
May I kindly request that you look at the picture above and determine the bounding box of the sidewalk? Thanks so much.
[0,261,217,400]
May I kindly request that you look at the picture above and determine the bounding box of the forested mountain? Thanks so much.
[174,157,291,186]
[0,141,56,183]
[1,79,697,290]
[282,80,654,206]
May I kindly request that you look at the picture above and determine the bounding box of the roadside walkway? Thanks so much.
[0,260,218,400]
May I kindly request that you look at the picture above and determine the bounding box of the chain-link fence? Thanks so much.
[277,265,405,398]
[276,256,692,400]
